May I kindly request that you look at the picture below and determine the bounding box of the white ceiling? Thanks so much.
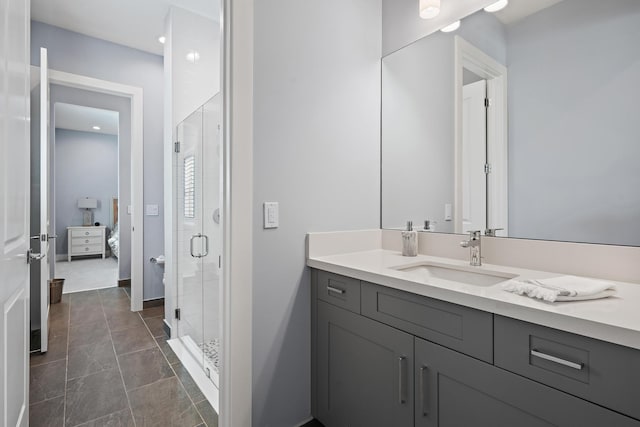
[55,103,119,135]
[493,0,565,25]
[30,0,220,55]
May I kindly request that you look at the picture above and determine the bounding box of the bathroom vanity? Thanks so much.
[308,231,640,427]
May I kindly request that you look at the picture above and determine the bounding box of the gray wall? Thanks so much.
[54,129,118,254]
[507,0,640,246]
[252,0,381,424]
[32,21,166,299]
[381,11,506,230]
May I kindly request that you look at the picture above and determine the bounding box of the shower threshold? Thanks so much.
[168,337,219,413]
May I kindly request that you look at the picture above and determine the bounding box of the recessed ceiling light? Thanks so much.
[441,20,461,33]
[484,0,508,13]
[158,36,166,44]
[419,0,441,19]
[92,126,101,130]
[186,51,200,64]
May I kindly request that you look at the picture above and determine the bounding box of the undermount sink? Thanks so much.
[393,262,517,287]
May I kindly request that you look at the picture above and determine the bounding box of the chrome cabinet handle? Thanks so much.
[531,350,583,370]
[419,366,428,416]
[326,286,345,295]
[398,356,407,404]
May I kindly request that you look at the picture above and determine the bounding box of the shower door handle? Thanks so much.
[201,234,209,257]
[189,233,209,258]
[190,234,202,258]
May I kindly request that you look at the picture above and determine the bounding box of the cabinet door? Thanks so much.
[317,301,414,427]
[415,338,640,427]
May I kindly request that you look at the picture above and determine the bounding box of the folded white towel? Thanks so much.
[502,275,616,302]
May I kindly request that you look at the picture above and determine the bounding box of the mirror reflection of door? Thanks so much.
[461,73,487,234]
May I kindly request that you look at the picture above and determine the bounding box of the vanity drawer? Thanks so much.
[71,228,103,238]
[316,270,361,314]
[361,282,493,363]
[494,315,640,421]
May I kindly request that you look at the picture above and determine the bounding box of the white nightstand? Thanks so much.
[67,226,107,262]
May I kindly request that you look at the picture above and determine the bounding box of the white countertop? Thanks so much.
[308,248,640,350]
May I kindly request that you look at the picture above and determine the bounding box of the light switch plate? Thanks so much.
[127,205,132,215]
[263,202,279,229]
[146,204,159,216]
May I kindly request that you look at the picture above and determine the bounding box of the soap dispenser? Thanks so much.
[402,221,418,257]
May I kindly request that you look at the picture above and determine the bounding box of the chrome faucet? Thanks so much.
[460,230,482,266]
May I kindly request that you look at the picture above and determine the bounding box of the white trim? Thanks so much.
[454,36,508,236]
[39,48,49,353]
[220,0,253,425]
[34,66,145,312]
[168,338,219,412]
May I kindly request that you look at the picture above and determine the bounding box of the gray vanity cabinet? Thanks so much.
[316,300,414,427]
[414,338,640,427]
[311,269,640,427]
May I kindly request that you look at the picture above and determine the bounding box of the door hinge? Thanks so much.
[174,141,181,153]
[484,163,492,174]
[175,308,181,320]
[218,255,221,268]
[484,98,490,108]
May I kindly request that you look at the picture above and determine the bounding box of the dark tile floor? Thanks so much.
[29,287,218,427]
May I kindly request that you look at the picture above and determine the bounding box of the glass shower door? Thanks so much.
[200,94,222,385]
[176,107,206,373]
[175,93,222,390]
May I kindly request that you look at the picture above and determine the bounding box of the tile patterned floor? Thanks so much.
[29,287,218,427]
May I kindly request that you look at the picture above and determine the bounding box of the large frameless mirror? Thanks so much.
[381,0,640,246]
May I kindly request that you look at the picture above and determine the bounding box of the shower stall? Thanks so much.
[170,94,222,404]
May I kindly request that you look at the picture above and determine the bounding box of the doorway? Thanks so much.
[52,102,121,293]
[454,36,509,236]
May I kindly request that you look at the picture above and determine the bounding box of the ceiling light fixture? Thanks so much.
[92,126,101,130]
[484,0,508,13]
[158,36,166,44]
[186,51,200,64]
[419,0,441,19]
[441,20,461,33]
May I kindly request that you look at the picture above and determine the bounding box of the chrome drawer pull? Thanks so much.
[398,356,407,404]
[420,366,428,416]
[531,350,583,370]
[326,286,345,295]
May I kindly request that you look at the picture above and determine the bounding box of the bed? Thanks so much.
[108,197,119,258]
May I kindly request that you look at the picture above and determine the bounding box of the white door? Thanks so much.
[38,47,51,352]
[461,79,487,233]
[0,0,31,424]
